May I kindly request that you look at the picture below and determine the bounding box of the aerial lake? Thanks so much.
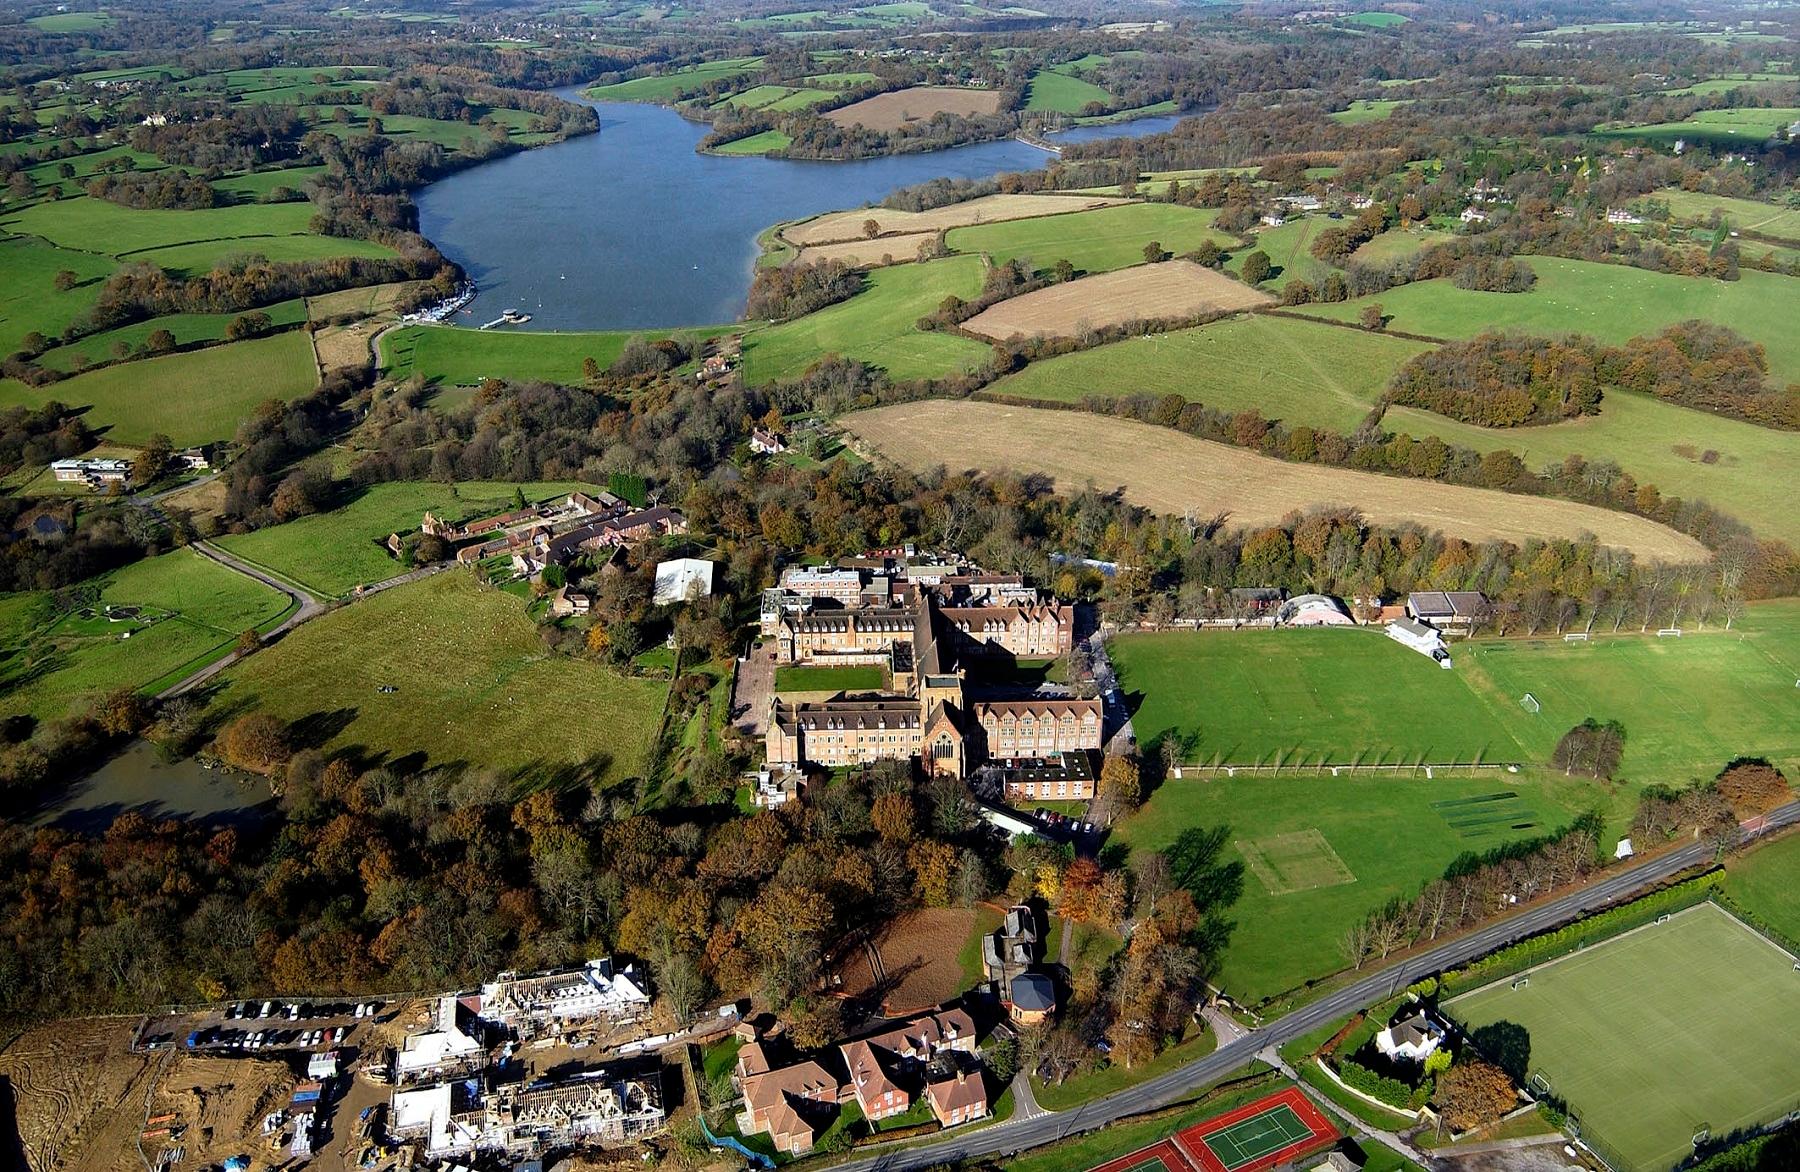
[416,95,1185,331]
[30,740,274,832]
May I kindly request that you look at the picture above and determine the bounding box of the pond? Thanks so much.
[415,95,1185,332]
[29,739,275,832]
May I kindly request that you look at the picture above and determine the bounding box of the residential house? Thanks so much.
[1375,1012,1444,1063]
[925,1066,989,1127]
[548,586,593,618]
[1385,617,1452,667]
[750,427,788,455]
[838,1008,979,1124]
[735,1044,849,1156]
[390,1068,663,1159]
[1459,206,1489,224]
[175,446,211,471]
[1604,207,1644,225]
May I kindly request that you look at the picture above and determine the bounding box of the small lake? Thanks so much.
[416,95,1185,331]
[30,740,275,832]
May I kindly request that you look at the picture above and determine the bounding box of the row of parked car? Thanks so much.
[1033,808,1097,835]
[224,999,384,1022]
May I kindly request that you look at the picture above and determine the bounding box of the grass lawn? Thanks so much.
[0,234,117,356]
[1341,10,1406,26]
[1030,1026,1219,1112]
[741,256,991,384]
[132,233,395,275]
[712,129,794,155]
[379,323,736,386]
[215,479,604,598]
[956,905,1005,989]
[987,313,1429,432]
[0,547,293,720]
[1595,107,1800,149]
[35,300,308,372]
[0,197,368,260]
[1229,217,1340,288]
[29,11,114,30]
[1350,226,1454,266]
[718,84,832,112]
[1024,68,1112,114]
[0,332,317,447]
[1114,769,1606,1003]
[585,56,765,103]
[946,204,1235,278]
[773,664,886,692]
[1649,187,1800,242]
[216,573,664,782]
[1330,99,1409,124]
[1725,832,1800,943]
[1448,903,1800,1172]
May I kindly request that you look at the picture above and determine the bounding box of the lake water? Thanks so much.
[30,740,274,832]
[416,95,1185,331]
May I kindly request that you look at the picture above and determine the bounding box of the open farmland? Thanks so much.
[825,86,1006,130]
[1650,187,1800,241]
[584,56,765,102]
[379,323,735,386]
[784,193,1128,246]
[0,548,294,721]
[0,331,318,447]
[1229,217,1340,288]
[0,234,117,356]
[1448,904,1800,1172]
[987,313,1429,431]
[1112,762,1599,1002]
[841,400,1708,560]
[1024,68,1112,113]
[742,255,990,384]
[946,202,1237,276]
[1349,225,1454,265]
[794,234,938,268]
[1303,260,1800,384]
[35,299,307,372]
[1595,106,1800,148]
[1,196,395,267]
[215,479,605,597]
[216,572,664,781]
[961,261,1272,340]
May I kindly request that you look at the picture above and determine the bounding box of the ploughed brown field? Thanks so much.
[794,233,937,268]
[962,260,1275,340]
[838,906,980,1015]
[842,401,1710,562]
[786,193,1129,247]
[825,85,1007,131]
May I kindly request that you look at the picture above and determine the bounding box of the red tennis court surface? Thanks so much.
[1086,1088,1339,1172]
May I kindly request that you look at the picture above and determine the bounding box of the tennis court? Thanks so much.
[1086,1088,1337,1172]
[1199,1104,1316,1166]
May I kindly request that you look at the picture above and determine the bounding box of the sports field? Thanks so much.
[842,401,1708,560]
[742,256,991,384]
[1088,1088,1336,1172]
[0,331,318,447]
[1726,832,1800,944]
[216,573,664,780]
[946,203,1237,277]
[1449,903,1800,1172]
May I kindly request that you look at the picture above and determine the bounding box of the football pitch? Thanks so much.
[1448,903,1800,1171]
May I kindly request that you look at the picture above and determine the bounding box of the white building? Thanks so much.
[394,996,487,1083]
[1385,617,1452,667]
[1375,1012,1445,1063]
[1278,594,1355,628]
[479,958,651,1035]
[653,557,715,605]
[50,457,132,490]
[1459,206,1489,224]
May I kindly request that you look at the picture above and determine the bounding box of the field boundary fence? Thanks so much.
[1710,893,1800,960]
[1174,760,1517,779]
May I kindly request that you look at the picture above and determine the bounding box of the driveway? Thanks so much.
[733,645,777,736]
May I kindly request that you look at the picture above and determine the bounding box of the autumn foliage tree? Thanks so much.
[1714,760,1790,817]
[1435,1058,1517,1132]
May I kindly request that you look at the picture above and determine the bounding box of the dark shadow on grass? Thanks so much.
[288,707,360,750]
[1470,1020,1532,1084]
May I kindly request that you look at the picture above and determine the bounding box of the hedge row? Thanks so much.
[1334,1059,1414,1108]
[1442,869,1724,996]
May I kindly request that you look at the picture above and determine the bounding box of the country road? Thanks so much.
[835,801,1800,1172]
[156,542,323,699]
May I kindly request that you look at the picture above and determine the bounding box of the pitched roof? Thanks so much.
[1009,972,1055,1013]
[926,1069,987,1119]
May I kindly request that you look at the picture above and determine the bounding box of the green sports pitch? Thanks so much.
[1448,903,1800,1171]
[1196,1105,1316,1168]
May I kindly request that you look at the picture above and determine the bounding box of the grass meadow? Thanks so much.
[945,203,1236,277]
[1595,106,1800,148]
[215,479,604,597]
[1024,68,1112,113]
[712,129,794,155]
[1329,98,1408,123]
[1228,217,1341,288]
[586,57,765,102]
[1114,770,1604,1003]
[1649,187,1800,241]
[0,235,116,356]
[987,313,1430,430]
[36,300,308,372]
[1,197,393,267]
[1726,832,1800,943]
[0,548,294,720]
[741,255,991,384]
[216,573,664,781]
[379,323,736,386]
[0,331,318,446]
[1448,904,1800,1172]
[774,664,886,692]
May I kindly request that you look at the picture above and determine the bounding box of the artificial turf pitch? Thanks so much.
[1448,903,1800,1171]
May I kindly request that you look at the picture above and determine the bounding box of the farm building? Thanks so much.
[50,457,132,490]
[653,557,715,605]
[1385,617,1452,667]
[1405,591,1491,632]
[1278,594,1354,627]
[477,958,651,1036]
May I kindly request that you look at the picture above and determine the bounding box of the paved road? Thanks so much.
[833,803,1800,1171]
[156,542,324,699]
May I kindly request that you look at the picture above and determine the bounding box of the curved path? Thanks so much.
[156,542,323,699]
[835,802,1800,1171]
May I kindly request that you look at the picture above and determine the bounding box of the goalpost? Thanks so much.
[1520,693,1541,714]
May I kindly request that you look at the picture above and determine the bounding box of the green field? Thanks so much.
[1726,832,1800,943]
[1449,904,1800,1172]
[36,300,308,372]
[1329,98,1408,124]
[215,479,604,598]
[1350,226,1454,266]
[0,197,384,264]
[133,234,395,275]
[712,129,794,155]
[718,84,833,111]
[1305,260,1800,385]
[586,57,766,103]
[0,331,318,447]
[0,547,293,720]
[1341,10,1407,26]
[28,11,113,31]
[1229,218,1340,288]
[1115,602,1800,782]
[774,664,886,692]
[1024,68,1112,114]
[945,204,1236,277]
[1650,188,1800,242]
[1115,769,1601,1002]
[1661,73,1799,97]
[0,234,116,356]
[379,323,735,386]
[741,255,990,384]
[987,312,1430,431]
[1595,107,1800,148]
[216,573,665,781]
